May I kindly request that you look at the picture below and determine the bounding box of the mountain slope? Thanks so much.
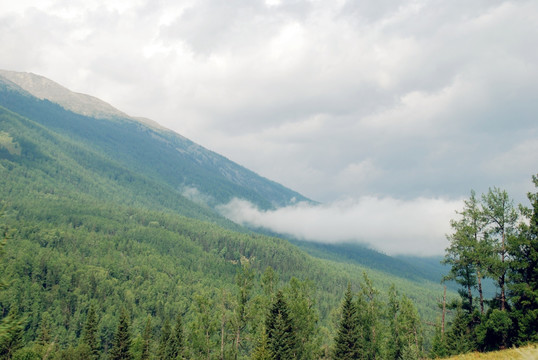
[0,101,448,335]
[0,70,456,356]
[0,70,309,210]
[0,69,128,120]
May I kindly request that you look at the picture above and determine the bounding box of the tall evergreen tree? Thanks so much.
[481,187,518,312]
[266,291,297,360]
[444,306,475,355]
[37,312,52,347]
[190,292,218,360]
[233,264,254,359]
[442,191,489,313]
[462,191,489,314]
[83,304,100,359]
[284,278,320,360]
[398,296,423,360]
[387,285,403,360]
[0,308,23,360]
[0,233,24,360]
[429,320,448,359]
[109,308,133,360]
[333,284,359,360]
[168,313,184,360]
[140,316,152,360]
[157,319,171,360]
[356,273,381,360]
[251,326,271,360]
[507,174,538,344]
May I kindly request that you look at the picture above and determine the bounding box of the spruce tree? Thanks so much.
[168,313,184,359]
[507,174,538,344]
[0,234,21,348]
[109,308,133,360]
[83,304,100,359]
[233,264,254,358]
[430,321,448,359]
[357,273,381,360]
[37,312,52,347]
[333,284,359,360]
[398,295,423,359]
[251,326,271,360]
[0,308,23,360]
[445,306,475,355]
[141,316,152,360]
[387,285,403,360]
[266,291,297,360]
[157,319,171,360]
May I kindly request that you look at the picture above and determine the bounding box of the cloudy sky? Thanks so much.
[2,0,537,255]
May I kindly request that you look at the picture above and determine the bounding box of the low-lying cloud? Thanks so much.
[218,196,463,256]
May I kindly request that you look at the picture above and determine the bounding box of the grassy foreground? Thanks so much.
[444,344,538,360]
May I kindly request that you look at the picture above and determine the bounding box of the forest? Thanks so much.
[0,174,536,359]
[0,83,536,358]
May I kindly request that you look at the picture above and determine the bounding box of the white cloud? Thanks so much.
[1,0,536,205]
[218,196,463,256]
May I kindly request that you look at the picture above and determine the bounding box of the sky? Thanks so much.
[1,0,537,255]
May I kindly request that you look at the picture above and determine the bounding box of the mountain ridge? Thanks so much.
[0,69,129,120]
[0,69,310,210]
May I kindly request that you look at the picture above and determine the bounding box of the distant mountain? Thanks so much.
[0,69,128,120]
[0,70,309,210]
[0,70,453,355]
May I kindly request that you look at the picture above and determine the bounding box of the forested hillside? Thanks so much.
[0,71,535,359]
[0,103,446,359]
[0,72,308,210]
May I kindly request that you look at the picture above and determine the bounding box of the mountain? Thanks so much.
[0,70,451,357]
[0,70,309,211]
[0,70,129,120]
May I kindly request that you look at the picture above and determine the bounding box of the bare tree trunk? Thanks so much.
[442,286,446,337]
[501,231,506,311]
[477,271,484,314]
[235,328,240,360]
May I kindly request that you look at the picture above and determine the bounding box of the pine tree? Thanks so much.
[430,321,448,359]
[445,306,475,355]
[233,264,254,358]
[356,273,381,360]
[0,235,24,360]
[109,308,133,360]
[266,291,297,360]
[141,316,152,360]
[251,326,271,360]
[157,319,171,360]
[398,296,423,359]
[333,284,359,360]
[168,313,184,359]
[37,312,52,347]
[0,308,23,360]
[507,174,538,344]
[83,304,100,359]
[387,285,403,360]
[481,187,518,313]
[285,278,320,360]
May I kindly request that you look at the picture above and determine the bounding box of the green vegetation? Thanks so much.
[0,80,535,359]
[433,176,538,357]
[0,98,446,358]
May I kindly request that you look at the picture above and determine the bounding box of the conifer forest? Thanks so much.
[0,81,537,359]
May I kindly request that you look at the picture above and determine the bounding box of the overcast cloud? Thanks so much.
[1,0,537,255]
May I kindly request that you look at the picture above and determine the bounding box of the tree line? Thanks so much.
[0,254,427,360]
[431,174,538,357]
[1,174,536,359]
